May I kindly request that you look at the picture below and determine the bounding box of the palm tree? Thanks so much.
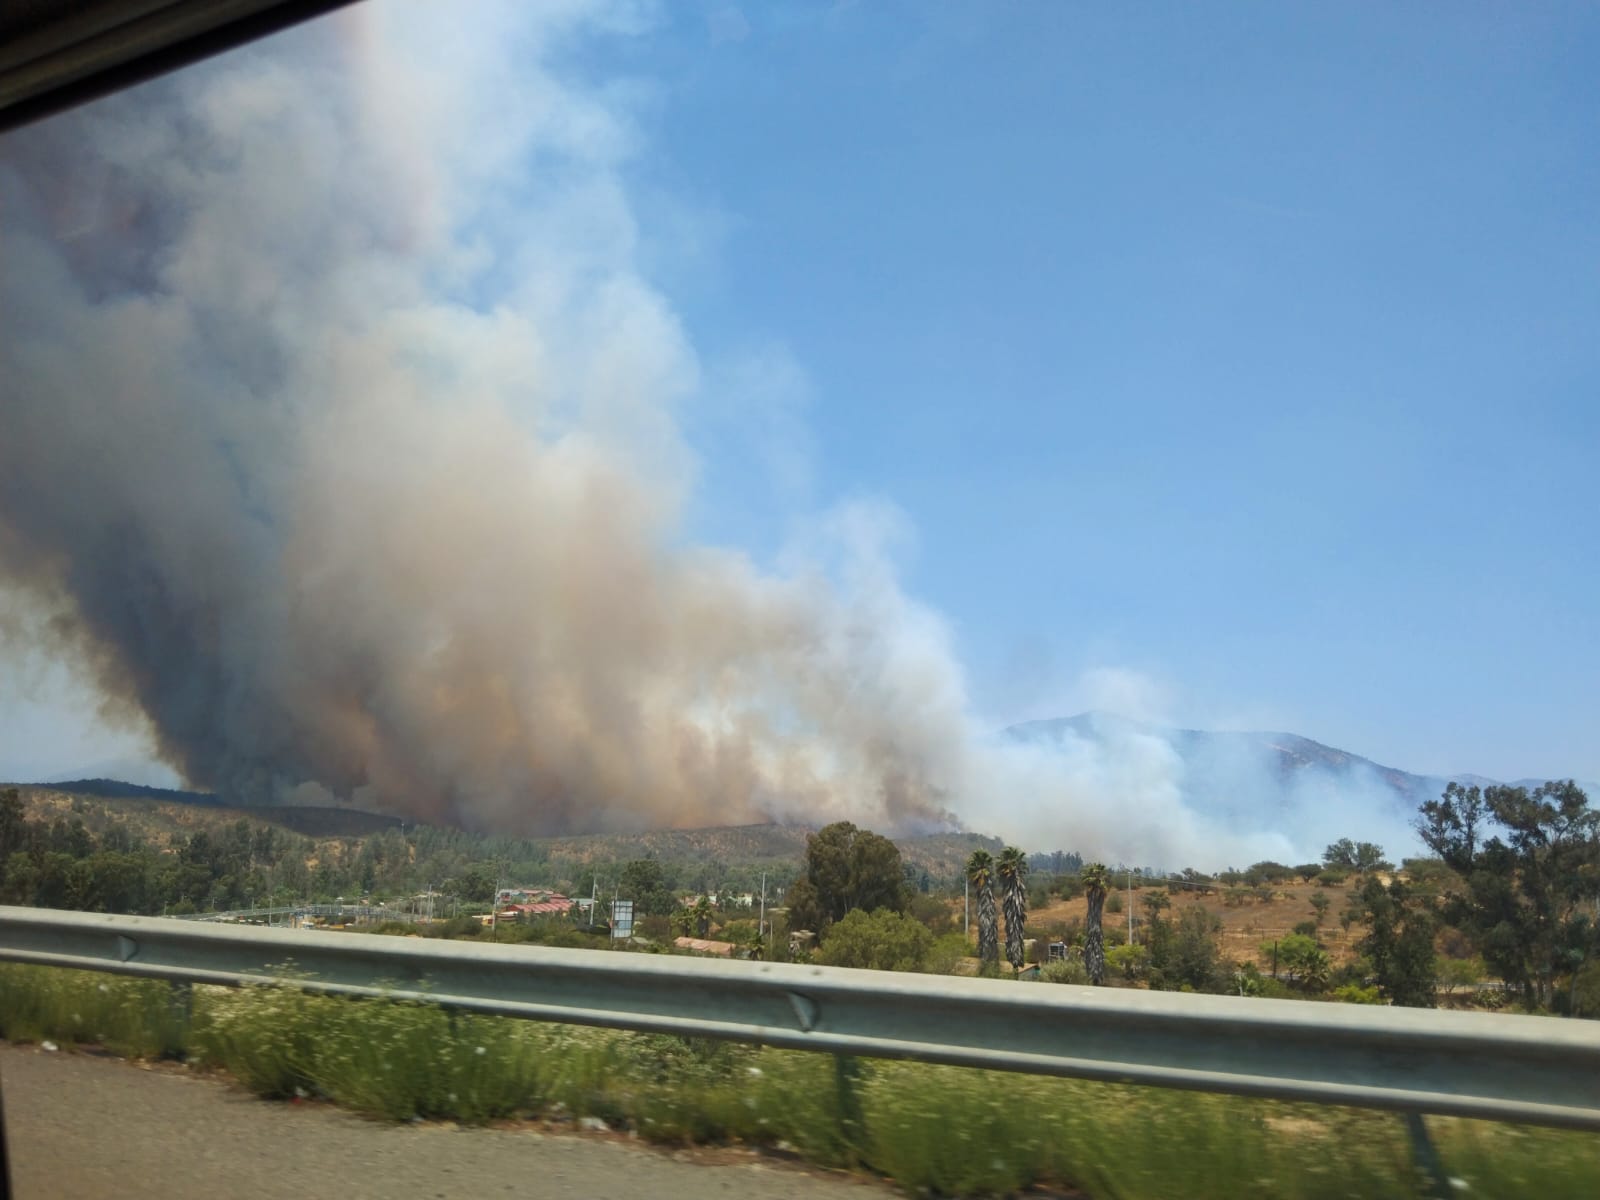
[997,846,1029,972]
[1082,862,1110,985]
[966,850,999,967]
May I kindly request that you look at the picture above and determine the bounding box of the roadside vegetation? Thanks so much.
[5,777,1599,1017]
[1,962,1595,1199]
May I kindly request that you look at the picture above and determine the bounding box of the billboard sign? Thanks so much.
[611,899,634,940]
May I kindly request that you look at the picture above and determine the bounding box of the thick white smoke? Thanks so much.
[0,1,1407,867]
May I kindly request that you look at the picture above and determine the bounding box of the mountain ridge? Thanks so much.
[1003,710,1593,798]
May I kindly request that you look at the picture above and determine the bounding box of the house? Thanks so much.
[497,887,568,905]
[499,898,573,919]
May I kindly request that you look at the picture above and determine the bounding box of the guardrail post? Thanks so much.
[1405,1112,1451,1199]
[834,1054,865,1161]
[167,979,194,1049]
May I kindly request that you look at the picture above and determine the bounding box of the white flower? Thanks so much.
[475,1045,487,1055]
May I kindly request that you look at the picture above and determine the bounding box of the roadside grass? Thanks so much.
[1,963,1595,1198]
[0,963,185,1058]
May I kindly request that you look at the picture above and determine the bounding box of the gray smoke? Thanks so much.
[0,2,1410,868]
[0,1,980,837]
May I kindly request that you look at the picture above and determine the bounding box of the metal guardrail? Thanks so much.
[1,906,1597,1130]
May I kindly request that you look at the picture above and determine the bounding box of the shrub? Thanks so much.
[909,893,958,935]
[815,908,932,972]
[1106,942,1148,981]
[1435,956,1485,996]
[1039,957,1090,985]
[1332,984,1383,1005]
[192,982,340,1099]
[921,932,970,975]
[1051,875,1084,901]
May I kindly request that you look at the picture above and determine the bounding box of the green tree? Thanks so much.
[816,908,934,973]
[1354,875,1437,1008]
[1435,956,1485,997]
[1309,891,1331,926]
[1082,863,1110,985]
[785,821,909,939]
[1323,839,1392,873]
[1264,933,1332,992]
[1419,780,1600,1012]
[1146,906,1228,992]
[0,789,29,874]
[618,858,676,917]
[82,852,154,914]
[1,851,38,904]
[966,850,999,967]
[997,846,1029,971]
[459,864,497,903]
[1244,861,1293,886]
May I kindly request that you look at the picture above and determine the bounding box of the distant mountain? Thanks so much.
[1003,711,1594,862]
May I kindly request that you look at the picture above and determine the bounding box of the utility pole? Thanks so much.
[490,868,503,935]
[964,876,970,947]
[1127,868,1134,944]
[759,871,767,943]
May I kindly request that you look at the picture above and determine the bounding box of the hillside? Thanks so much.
[12,783,999,890]
[1020,878,1368,971]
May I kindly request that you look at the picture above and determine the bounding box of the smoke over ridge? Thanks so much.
[0,2,1387,867]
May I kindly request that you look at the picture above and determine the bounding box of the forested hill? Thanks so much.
[1,783,1001,914]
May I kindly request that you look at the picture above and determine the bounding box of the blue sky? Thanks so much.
[1,0,1596,795]
[605,1,1599,780]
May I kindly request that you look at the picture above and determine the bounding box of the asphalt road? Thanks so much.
[0,1045,888,1200]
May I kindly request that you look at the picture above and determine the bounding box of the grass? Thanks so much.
[1,963,1595,1197]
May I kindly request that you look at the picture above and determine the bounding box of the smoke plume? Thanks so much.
[0,2,1398,867]
[0,2,982,837]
